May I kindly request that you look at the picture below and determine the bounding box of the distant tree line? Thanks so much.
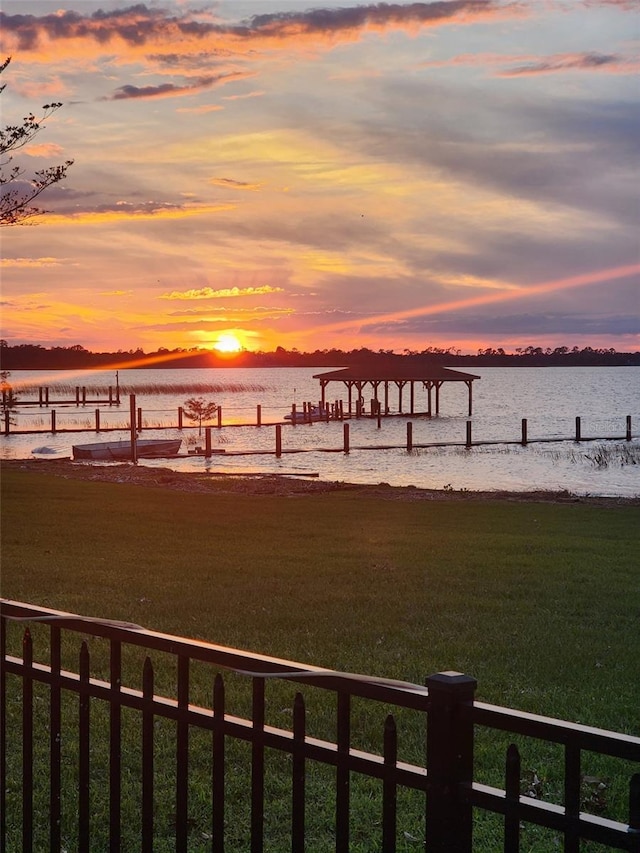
[1,340,638,370]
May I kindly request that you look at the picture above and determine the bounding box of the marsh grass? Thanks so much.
[14,382,269,397]
[2,470,639,850]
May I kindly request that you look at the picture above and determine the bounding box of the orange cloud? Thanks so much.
[0,257,67,268]
[161,285,285,300]
[0,2,525,65]
[39,202,233,226]
[209,178,263,192]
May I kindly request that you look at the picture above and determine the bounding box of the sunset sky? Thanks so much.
[1,0,638,355]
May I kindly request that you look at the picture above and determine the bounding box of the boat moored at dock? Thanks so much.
[72,438,181,460]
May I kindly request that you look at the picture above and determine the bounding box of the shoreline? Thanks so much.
[2,458,638,507]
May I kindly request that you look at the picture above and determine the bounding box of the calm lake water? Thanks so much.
[2,366,639,497]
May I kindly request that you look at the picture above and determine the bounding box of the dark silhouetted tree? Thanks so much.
[0,57,73,225]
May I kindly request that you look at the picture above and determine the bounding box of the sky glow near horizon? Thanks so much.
[0,0,638,355]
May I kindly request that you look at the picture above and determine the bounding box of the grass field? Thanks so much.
[2,468,639,851]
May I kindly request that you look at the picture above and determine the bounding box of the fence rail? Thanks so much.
[1,599,639,852]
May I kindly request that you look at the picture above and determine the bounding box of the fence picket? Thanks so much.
[251,677,265,853]
[50,626,62,852]
[212,673,226,853]
[22,629,34,853]
[336,692,351,853]
[142,657,154,852]
[382,714,398,852]
[78,641,91,851]
[504,743,520,853]
[292,692,306,852]
[176,655,190,853]
[109,639,122,853]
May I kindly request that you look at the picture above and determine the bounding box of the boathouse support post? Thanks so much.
[75,387,80,405]
[466,421,472,448]
[575,417,581,442]
[39,387,43,405]
[467,381,473,417]
[109,386,113,405]
[205,428,212,458]
[427,384,432,418]
[521,419,528,446]
[626,415,632,441]
[45,387,49,406]
[407,422,413,452]
[275,424,282,457]
[291,404,297,425]
[410,382,415,414]
[137,408,142,433]
[257,405,262,427]
[178,408,183,430]
[51,411,56,434]
[129,395,137,463]
[95,410,100,433]
[343,423,350,453]
[4,411,9,435]
[82,387,87,405]
[435,382,441,416]
[384,382,389,414]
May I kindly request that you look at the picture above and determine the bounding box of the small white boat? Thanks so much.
[284,406,326,423]
[72,438,182,460]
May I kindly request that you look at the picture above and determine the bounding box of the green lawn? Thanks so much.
[2,469,639,851]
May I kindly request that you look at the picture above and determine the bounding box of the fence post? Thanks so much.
[275,424,282,458]
[95,409,100,432]
[129,395,137,463]
[3,411,9,435]
[343,423,350,453]
[521,418,528,446]
[51,410,56,434]
[426,671,477,853]
[217,408,222,429]
[407,422,413,452]
[178,407,183,430]
[466,421,472,448]
[257,405,262,427]
[205,427,212,458]
[575,416,581,442]
[626,415,632,442]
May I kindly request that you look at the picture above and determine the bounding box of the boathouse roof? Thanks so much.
[313,363,480,382]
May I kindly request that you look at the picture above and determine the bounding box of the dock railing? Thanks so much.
[1,599,639,852]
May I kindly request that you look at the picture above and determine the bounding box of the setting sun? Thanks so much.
[213,333,243,353]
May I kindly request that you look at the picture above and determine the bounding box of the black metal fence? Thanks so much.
[1,599,639,852]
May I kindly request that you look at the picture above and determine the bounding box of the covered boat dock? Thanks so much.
[313,363,480,416]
